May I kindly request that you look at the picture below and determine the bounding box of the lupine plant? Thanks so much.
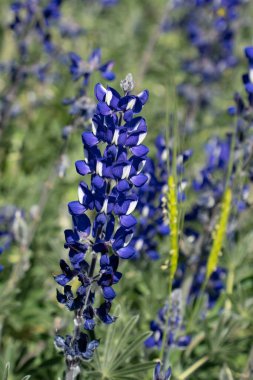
[0,0,63,136]
[54,78,150,379]
[1,1,253,379]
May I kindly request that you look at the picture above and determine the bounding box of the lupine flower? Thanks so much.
[54,333,99,361]
[179,0,242,81]
[131,135,191,260]
[145,289,191,350]
[69,49,115,86]
[173,264,227,310]
[10,0,62,54]
[153,362,172,380]
[0,0,65,132]
[172,46,253,312]
[54,79,149,374]
[163,0,246,132]
[61,50,115,151]
[0,206,27,272]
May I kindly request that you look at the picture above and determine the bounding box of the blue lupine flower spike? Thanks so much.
[55,76,149,378]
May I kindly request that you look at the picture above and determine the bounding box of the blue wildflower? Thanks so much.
[153,362,172,380]
[69,49,115,86]
[55,78,149,372]
[132,135,191,260]
[145,290,191,350]
[0,205,27,272]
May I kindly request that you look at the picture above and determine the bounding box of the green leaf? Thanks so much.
[113,362,155,376]
[104,315,139,366]
[219,364,234,380]
[3,363,10,380]
[110,331,151,371]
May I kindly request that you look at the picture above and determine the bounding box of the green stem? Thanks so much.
[225,265,235,311]
[137,0,172,86]
[177,355,209,380]
[159,280,173,365]
[187,279,207,333]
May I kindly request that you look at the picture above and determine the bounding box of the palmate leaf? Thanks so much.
[105,314,140,366]
[109,331,151,371]
[84,363,155,380]
[112,362,155,377]
[86,311,154,380]
[203,313,250,366]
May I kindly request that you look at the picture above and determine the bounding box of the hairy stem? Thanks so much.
[65,364,80,380]
[65,252,98,380]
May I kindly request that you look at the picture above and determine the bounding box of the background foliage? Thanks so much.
[0,0,253,379]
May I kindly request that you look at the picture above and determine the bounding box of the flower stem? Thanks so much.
[65,364,80,380]
[159,281,172,366]
[137,0,172,86]
[177,355,209,380]
[225,265,235,311]
[187,279,207,333]
[65,252,98,379]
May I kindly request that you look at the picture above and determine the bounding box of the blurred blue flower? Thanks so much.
[132,135,191,260]
[145,290,191,350]
[153,362,172,380]
[69,49,115,86]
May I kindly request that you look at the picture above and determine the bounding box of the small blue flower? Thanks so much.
[54,332,99,361]
[69,49,115,86]
[0,205,27,272]
[153,362,171,380]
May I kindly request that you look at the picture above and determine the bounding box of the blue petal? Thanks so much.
[245,46,253,62]
[94,83,107,101]
[97,102,111,115]
[130,145,149,157]
[137,89,149,105]
[56,289,67,303]
[102,286,116,300]
[73,214,91,234]
[82,132,99,147]
[54,274,70,286]
[75,160,91,175]
[84,318,96,330]
[130,173,148,187]
[120,215,137,228]
[117,246,135,259]
[68,201,86,215]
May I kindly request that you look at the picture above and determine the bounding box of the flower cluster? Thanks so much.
[145,289,191,351]
[60,49,115,169]
[171,46,253,312]
[166,0,246,131]
[69,48,115,86]
[54,80,149,373]
[132,135,191,260]
[0,0,65,132]
[179,0,243,82]
[10,0,62,54]
[0,205,27,272]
